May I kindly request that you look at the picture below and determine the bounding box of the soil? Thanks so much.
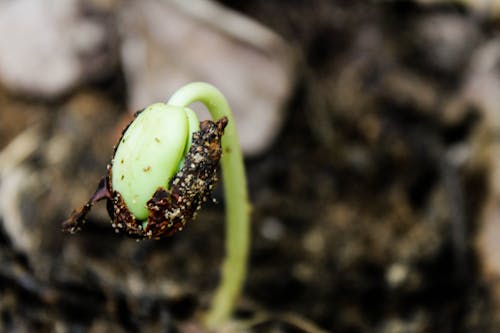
[0,1,498,333]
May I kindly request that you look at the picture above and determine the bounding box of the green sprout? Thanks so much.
[63,82,250,329]
[112,103,200,220]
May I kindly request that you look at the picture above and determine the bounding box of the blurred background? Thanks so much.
[0,0,499,332]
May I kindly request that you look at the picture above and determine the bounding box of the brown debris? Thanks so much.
[61,177,112,234]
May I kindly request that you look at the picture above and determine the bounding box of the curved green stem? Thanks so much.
[168,82,250,329]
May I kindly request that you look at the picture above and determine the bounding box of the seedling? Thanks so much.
[63,82,250,329]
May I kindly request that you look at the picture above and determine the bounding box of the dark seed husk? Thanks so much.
[62,116,228,239]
